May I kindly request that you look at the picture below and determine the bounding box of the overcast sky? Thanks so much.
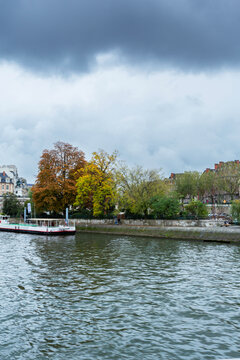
[1,0,240,182]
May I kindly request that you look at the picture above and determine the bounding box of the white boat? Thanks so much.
[0,216,76,235]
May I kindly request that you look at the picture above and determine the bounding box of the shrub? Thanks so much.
[150,196,180,219]
[184,200,208,219]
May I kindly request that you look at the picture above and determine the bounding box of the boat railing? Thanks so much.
[26,218,75,228]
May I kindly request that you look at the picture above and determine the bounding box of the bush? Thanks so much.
[184,200,208,219]
[69,209,94,219]
[69,208,117,219]
[150,196,180,219]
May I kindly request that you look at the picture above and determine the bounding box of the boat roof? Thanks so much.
[29,218,65,221]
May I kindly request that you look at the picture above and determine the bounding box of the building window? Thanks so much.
[6,185,9,190]
[2,185,4,190]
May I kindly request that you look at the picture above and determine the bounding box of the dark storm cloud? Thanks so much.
[1,0,240,72]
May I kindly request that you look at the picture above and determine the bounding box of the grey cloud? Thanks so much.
[1,0,240,73]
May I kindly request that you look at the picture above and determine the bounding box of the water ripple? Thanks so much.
[1,233,240,359]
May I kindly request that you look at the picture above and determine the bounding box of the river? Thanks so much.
[0,232,240,360]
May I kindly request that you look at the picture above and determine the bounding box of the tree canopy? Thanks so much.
[217,162,240,200]
[198,170,220,203]
[231,200,240,222]
[32,141,85,213]
[175,171,200,200]
[116,165,169,217]
[2,193,23,217]
[75,150,117,217]
[184,200,208,219]
[150,195,180,219]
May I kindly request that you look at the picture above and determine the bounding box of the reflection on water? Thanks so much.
[0,232,240,359]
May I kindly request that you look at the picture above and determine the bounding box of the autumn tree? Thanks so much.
[75,150,117,217]
[32,142,85,213]
[116,165,169,217]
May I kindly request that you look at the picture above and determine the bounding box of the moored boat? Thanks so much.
[0,216,76,235]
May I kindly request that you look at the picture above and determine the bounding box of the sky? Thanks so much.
[1,0,240,182]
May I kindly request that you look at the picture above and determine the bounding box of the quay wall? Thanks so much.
[75,219,240,243]
[73,218,224,227]
[76,223,240,243]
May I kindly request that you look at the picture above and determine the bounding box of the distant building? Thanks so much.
[0,171,14,196]
[169,160,240,204]
[203,160,240,174]
[15,177,29,197]
[203,160,240,203]
[0,165,18,187]
[0,165,29,198]
[0,165,31,211]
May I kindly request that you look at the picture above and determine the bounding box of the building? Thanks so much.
[0,165,31,211]
[0,165,29,198]
[0,171,14,196]
[15,177,29,197]
[202,160,240,203]
[0,165,18,187]
[169,160,240,204]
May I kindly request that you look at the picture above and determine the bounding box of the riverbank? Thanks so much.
[76,223,240,243]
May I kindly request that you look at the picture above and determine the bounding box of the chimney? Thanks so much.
[214,164,218,170]
[170,173,175,179]
[219,161,224,167]
[3,171,5,176]
[205,168,210,173]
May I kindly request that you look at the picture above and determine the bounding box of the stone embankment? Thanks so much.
[75,219,240,243]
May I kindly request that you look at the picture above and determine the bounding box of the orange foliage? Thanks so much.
[32,142,85,213]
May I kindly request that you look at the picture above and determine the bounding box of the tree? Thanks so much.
[184,200,208,219]
[32,142,85,213]
[231,200,240,222]
[2,193,23,217]
[175,172,200,201]
[217,162,240,200]
[116,165,169,217]
[199,171,221,204]
[75,150,117,217]
[150,195,180,219]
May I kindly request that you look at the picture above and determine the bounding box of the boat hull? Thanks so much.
[0,225,76,236]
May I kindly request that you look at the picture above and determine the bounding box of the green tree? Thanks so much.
[2,193,23,217]
[150,195,180,219]
[199,171,221,203]
[185,200,208,219]
[75,150,117,217]
[231,200,240,221]
[217,162,240,200]
[175,171,200,201]
[116,165,169,217]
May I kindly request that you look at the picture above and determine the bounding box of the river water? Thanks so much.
[0,232,240,360]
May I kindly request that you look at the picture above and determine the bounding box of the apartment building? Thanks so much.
[0,165,29,197]
[0,171,14,195]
